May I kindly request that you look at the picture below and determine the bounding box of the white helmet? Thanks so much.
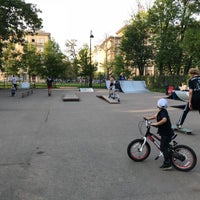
[157,98,168,108]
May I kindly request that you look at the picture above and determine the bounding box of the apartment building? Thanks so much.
[15,30,51,53]
[0,31,51,82]
[93,25,154,78]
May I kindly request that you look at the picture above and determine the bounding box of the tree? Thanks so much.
[0,0,42,67]
[77,45,97,86]
[181,22,200,71]
[21,43,42,81]
[1,42,22,76]
[120,11,153,77]
[41,40,68,79]
[65,39,80,81]
[148,0,200,75]
[112,55,131,79]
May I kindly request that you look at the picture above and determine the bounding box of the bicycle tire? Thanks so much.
[171,144,197,172]
[127,139,151,161]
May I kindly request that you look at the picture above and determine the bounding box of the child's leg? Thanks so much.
[160,136,171,165]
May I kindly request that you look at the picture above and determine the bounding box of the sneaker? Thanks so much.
[176,123,182,129]
[160,163,172,170]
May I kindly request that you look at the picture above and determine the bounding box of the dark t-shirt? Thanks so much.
[189,76,200,109]
[47,78,53,86]
[157,109,174,137]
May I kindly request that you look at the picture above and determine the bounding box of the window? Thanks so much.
[39,38,44,44]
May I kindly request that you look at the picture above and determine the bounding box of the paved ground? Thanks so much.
[0,88,199,200]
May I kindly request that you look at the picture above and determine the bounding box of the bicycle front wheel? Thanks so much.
[172,145,197,172]
[127,139,151,161]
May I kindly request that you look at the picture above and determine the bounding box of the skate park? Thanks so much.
[0,87,199,200]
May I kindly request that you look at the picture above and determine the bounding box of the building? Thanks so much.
[15,30,51,53]
[92,24,154,78]
[0,31,51,82]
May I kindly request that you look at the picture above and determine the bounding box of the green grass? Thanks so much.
[0,82,106,89]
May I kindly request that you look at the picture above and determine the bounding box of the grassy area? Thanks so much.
[0,82,107,89]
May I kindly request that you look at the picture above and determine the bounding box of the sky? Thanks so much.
[25,0,154,52]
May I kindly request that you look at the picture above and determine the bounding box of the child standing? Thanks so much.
[144,98,174,170]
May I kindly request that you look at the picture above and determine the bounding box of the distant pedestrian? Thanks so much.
[119,72,125,80]
[11,75,17,90]
[47,77,54,96]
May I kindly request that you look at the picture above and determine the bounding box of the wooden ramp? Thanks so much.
[62,93,80,101]
[97,95,120,104]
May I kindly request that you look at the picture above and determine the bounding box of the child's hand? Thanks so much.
[151,122,158,127]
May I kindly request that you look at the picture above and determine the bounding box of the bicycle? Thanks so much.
[127,118,197,171]
[108,81,120,102]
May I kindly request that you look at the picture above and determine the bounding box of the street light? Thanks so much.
[89,30,94,87]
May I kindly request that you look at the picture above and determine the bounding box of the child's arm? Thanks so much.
[144,113,157,121]
[151,117,167,126]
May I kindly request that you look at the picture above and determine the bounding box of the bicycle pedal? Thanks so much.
[155,156,159,160]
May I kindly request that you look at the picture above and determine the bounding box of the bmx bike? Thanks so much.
[108,82,120,102]
[127,118,197,171]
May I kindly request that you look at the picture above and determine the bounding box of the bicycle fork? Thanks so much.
[139,136,163,160]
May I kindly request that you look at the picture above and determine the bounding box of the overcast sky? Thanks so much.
[25,0,154,51]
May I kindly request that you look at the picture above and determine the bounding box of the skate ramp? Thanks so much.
[174,90,189,102]
[106,80,149,93]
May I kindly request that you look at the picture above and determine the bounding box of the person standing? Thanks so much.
[11,75,17,90]
[46,77,53,96]
[176,68,200,128]
[108,75,115,98]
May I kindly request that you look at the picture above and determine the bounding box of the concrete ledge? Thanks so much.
[21,89,33,98]
[62,93,80,101]
[79,88,94,92]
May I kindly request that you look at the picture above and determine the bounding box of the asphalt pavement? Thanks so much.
[0,88,199,200]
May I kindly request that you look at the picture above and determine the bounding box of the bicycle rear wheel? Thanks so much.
[171,145,197,171]
[127,139,151,161]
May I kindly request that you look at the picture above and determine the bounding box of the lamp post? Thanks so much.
[89,30,94,87]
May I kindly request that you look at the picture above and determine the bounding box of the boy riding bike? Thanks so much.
[144,98,175,170]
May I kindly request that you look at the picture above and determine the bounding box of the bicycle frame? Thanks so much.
[139,119,163,159]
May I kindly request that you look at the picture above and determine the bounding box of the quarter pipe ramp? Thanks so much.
[106,80,149,93]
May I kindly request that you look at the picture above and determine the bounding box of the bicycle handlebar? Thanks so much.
[143,118,152,128]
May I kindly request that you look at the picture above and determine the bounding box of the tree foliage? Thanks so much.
[77,45,97,86]
[120,11,153,76]
[0,0,42,68]
[40,40,68,79]
[1,42,22,75]
[21,43,42,81]
[148,0,200,75]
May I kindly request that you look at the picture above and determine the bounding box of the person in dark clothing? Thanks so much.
[144,98,174,170]
[176,68,200,128]
[46,77,53,96]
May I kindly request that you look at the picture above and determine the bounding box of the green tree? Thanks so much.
[181,22,200,72]
[21,43,42,81]
[0,0,42,67]
[120,11,153,77]
[112,55,130,79]
[1,42,22,76]
[148,0,200,75]
[77,45,97,86]
[65,39,80,81]
[41,40,68,79]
